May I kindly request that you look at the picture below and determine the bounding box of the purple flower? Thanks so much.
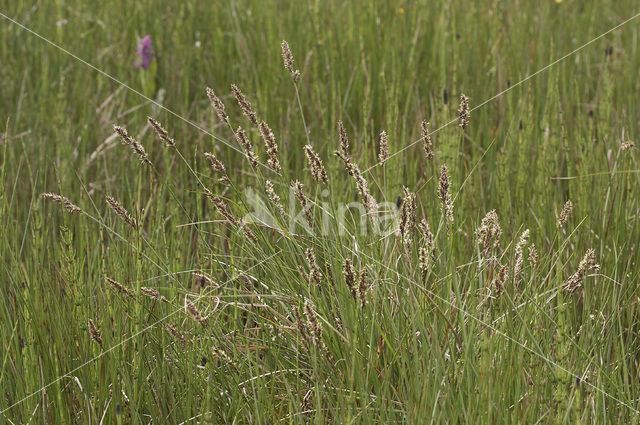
[135,35,154,69]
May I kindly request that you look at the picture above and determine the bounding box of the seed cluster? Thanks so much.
[458,94,470,129]
[42,193,84,214]
[147,116,176,148]
[438,165,454,226]
[303,144,328,183]
[421,120,433,161]
[281,40,301,82]
[114,125,152,166]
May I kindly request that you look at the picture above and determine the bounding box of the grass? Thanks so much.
[1,0,640,422]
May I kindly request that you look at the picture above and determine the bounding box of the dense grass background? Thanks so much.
[1,0,640,423]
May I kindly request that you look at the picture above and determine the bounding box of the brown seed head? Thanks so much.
[358,268,368,308]
[88,319,103,347]
[281,40,300,82]
[294,306,308,344]
[476,210,501,254]
[421,120,434,161]
[231,84,258,126]
[204,189,238,225]
[235,126,259,168]
[458,94,470,129]
[106,196,137,229]
[529,244,538,269]
[164,324,186,344]
[343,259,357,299]
[378,131,389,164]
[114,125,152,166]
[141,287,169,303]
[265,180,286,218]
[399,187,417,247]
[493,265,508,297]
[105,277,135,298]
[305,248,323,287]
[334,120,351,163]
[303,301,322,346]
[193,272,217,290]
[303,144,328,183]
[147,117,175,148]
[185,298,207,326]
[42,193,84,214]
[564,249,598,292]
[438,165,454,225]
[333,121,377,218]
[239,220,259,244]
[292,180,313,227]
[259,121,281,172]
[204,152,230,185]
[621,141,635,151]
[558,200,573,229]
[205,87,229,124]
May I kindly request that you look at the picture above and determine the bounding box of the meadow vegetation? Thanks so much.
[1,1,640,423]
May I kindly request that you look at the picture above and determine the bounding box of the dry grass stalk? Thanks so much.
[235,126,259,168]
[378,131,389,164]
[564,249,598,292]
[106,196,137,229]
[42,193,83,214]
[558,200,573,228]
[343,259,357,299]
[303,144,328,183]
[259,121,281,172]
[281,40,301,82]
[164,324,186,344]
[88,319,103,347]
[303,301,322,346]
[265,180,286,218]
[476,210,501,255]
[231,84,258,126]
[458,94,470,129]
[438,165,454,226]
[305,248,323,287]
[113,125,152,166]
[141,287,169,303]
[513,229,530,282]
[147,116,176,148]
[421,120,433,161]
[204,152,230,185]
[205,87,229,124]
[399,187,416,247]
[292,180,313,226]
[185,298,207,326]
[105,277,135,298]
